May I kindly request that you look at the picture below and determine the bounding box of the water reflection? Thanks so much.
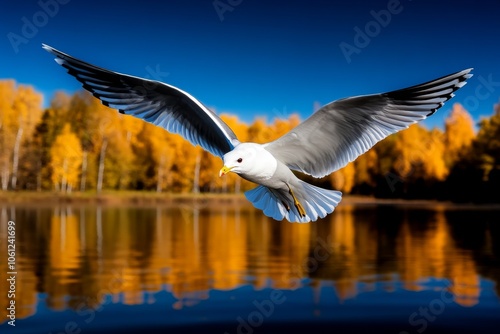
[1,201,499,323]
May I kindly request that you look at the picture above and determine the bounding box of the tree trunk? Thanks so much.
[157,154,165,193]
[1,162,9,190]
[97,139,108,193]
[222,174,227,193]
[11,127,23,190]
[192,153,201,193]
[0,121,6,190]
[80,150,87,192]
[126,130,131,144]
[61,158,68,193]
[234,176,241,194]
[36,158,41,192]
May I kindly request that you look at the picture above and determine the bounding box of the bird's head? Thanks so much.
[219,143,276,178]
[219,143,257,177]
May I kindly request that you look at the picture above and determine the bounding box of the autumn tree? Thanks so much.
[446,102,500,202]
[467,103,500,181]
[170,135,201,192]
[131,122,171,191]
[66,92,97,191]
[0,80,16,190]
[271,114,301,139]
[0,80,42,190]
[444,103,475,166]
[29,91,73,190]
[132,121,172,192]
[371,124,448,198]
[424,129,448,181]
[330,162,355,193]
[353,149,378,193]
[247,118,272,144]
[50,124,83,192]
[2,81,499,201]
[392,124,428,181]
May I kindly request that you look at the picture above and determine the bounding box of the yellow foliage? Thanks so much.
[12,84,43,131]
[394,124,428,178]
[148,123,175,191]
[50,91,72,112]
[50,124,83,192]
[0,80,17,184]
[424,129,448,181]
[221,114,248,142]
[1,81,495,197]
[354,149,378,186]
[471,104,500,181]
[330,162,356,193]
[247,118,273,143]
[393,124,449,181]
[271,114,301,139]
[0,80,42,189]
[0,80,16,129]
[444,103,476,165]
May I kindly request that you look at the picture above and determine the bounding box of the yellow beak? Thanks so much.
[219,165,234,177]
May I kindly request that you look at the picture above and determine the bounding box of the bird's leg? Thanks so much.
[286,183,306,218]
[281,200,290,211]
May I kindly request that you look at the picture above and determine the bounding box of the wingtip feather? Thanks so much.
[41,43,51,51]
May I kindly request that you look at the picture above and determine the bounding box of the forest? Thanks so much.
[1,79,499,202]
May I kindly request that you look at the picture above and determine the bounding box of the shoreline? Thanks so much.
[1,191,499,210]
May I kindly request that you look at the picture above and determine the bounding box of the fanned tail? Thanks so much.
[245,181,342,223]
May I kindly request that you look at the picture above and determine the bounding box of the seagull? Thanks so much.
[42,44,472,223]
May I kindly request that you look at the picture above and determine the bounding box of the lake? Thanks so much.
[1,199,499,334]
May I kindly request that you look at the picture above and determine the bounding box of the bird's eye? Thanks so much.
[237,158,243,163]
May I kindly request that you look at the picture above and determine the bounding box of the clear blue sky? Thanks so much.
[2,0,500,128]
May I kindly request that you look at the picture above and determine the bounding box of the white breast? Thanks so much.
[239,143,278,183]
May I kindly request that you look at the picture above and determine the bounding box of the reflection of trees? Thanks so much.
[311,206,487,306]
[2,203,499,324]
[445,210,500,298]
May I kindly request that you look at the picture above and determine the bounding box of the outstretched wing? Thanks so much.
[265,68,473,178]
[42,44,239,158]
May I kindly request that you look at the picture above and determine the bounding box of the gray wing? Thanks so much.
[264,68,473,178]
[42,44,239,158]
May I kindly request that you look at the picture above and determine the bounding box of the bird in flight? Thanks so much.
[43,44,472,223]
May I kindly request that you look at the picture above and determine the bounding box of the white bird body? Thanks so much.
[42,43,472,223]
[220,142,342,222]
[222,143,278,185]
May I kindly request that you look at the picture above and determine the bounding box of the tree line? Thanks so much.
[1,79,499,202]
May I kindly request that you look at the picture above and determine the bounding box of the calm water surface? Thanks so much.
[1,200,499,334]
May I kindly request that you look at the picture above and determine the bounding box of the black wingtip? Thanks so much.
[42,44,68,66]
[42,43,56,54]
